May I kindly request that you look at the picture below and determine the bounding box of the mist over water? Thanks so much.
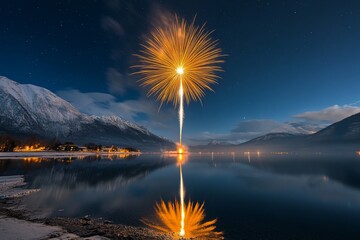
[1,153,360,240]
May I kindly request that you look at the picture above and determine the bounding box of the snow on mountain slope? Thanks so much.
[0,76,172,148]
[310,112,360,142]
[0,76,82,122]
[0,76,83,136]
[246,132,300,143]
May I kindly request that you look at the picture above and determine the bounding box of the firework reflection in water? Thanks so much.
[142,154,223,239]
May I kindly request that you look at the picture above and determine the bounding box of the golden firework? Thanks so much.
[142,199,223,239]
[133,15,223,106]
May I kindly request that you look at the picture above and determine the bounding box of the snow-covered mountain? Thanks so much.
[190,113,360,152]
[310,112,360,143]
[207,140,234,146]
[0,76,174,150]
[238,114,360,152]
[244,132,301,143]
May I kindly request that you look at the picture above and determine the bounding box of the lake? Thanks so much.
[1,152,360,239]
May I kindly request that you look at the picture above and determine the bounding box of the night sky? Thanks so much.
[1,0,360,144]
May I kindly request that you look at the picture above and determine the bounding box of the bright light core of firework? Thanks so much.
[176,67,184,75]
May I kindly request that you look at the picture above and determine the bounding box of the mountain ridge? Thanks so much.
[190,113,360,152]
[0,76,174,150]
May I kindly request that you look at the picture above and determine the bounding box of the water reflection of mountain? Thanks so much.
[0,156,173,189]
[247,156,360,191]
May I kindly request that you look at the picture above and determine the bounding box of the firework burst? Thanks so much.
[133,15,223,146]
[133,15,223,106]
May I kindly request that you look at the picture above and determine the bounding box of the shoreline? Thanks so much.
[0,151,142,159]
[0,175,172,240]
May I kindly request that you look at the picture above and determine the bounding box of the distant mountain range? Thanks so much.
[191,113,360,153]
[0,76,174,151]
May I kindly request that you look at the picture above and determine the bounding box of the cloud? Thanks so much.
[101,4,144,96]
[147,2,174,29]
[106,68,137,95]
[57,89,176,135]
[349,100,360,107]
[293,105,360,123]
[57,89,117,116]
[188,103,360,145]
[101,16,125,38]
[274,121,325,134]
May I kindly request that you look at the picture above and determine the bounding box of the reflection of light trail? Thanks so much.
[178,153,185,237]
[322,175,329,182]
[23,157,43,163]
[211,152,216,167]
[245,151,251,162]
[179,164,185,236]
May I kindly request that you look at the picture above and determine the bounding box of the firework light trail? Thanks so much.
[134,14,223,238]
[178,86,185,237]
[178,72,184,146]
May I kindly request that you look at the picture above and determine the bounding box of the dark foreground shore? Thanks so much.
[0,175,172,240]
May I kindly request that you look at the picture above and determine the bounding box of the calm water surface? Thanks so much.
[1,153,360,240]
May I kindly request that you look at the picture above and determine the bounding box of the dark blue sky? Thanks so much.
[1,0,360,144]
